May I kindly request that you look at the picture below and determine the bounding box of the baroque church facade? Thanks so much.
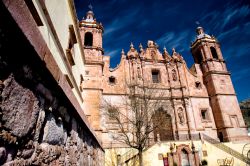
[80,9,249,149]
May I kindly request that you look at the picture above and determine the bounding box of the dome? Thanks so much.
[197,33,211,39]
[85,10,95,23]
[87,10,94,15]
[196,26,211,39]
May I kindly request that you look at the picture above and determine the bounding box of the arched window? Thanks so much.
[84,32,93,46]
[210,47,218,59]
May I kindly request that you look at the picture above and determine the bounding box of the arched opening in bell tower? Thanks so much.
[194,50,203,64]
[210,47,218,59]
[84,32,93,46]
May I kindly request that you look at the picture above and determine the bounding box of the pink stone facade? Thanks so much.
[80,11,249,147]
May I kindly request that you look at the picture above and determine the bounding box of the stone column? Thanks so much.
[184,98,196,134]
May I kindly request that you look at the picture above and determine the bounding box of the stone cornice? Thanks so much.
[209,93,237,97]
[79,20,104,31]
[191,37,218,49]
[203,70,231,78]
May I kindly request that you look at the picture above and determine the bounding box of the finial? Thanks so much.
[85,5,94,21]
[139,43,142,49]
[172,48,176,53]
[130,42,134,49]
[88,4,93,11]
[163,46,167,51]
[121,49,125,55]
[195,21,205,35]
[139,43,143,52]
[163,46,168,54]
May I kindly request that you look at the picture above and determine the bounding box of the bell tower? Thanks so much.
[79,9,104,62]
[191,27,248,142]
[79,9,104,135]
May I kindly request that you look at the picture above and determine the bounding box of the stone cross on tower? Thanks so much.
[88,4,93,11]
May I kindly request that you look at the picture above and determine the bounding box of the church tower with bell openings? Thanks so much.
[79,9,104,136]
[191,27,248,142]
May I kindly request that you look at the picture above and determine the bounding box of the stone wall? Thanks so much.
[0,2,104,165]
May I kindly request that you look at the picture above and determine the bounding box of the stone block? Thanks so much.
[42,113,65,145]
[1,75,39,138]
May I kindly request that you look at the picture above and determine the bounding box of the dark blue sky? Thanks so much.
[74,0,250,102]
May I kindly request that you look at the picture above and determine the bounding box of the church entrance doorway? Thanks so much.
[153,108,174,141]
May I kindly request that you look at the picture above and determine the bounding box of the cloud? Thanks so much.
[156,31,190,52]
[199,3,250,34]
[220,4,249,29]
[156,32,175,45]
[217,21,250,60]
[103,8,141,37]
[232,68,250,81]
[106,49,120,58]
[222,42,250,60]
[217,26,239,40]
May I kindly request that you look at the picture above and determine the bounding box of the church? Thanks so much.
[80,9,249,165]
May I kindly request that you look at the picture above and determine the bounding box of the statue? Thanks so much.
[178,108,184,124]
[137,66,141,79]
[172,69,177,81]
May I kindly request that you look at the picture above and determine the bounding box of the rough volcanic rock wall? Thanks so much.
[0,2,103,165]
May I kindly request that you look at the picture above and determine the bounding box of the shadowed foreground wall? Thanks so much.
[0,2,103,165]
